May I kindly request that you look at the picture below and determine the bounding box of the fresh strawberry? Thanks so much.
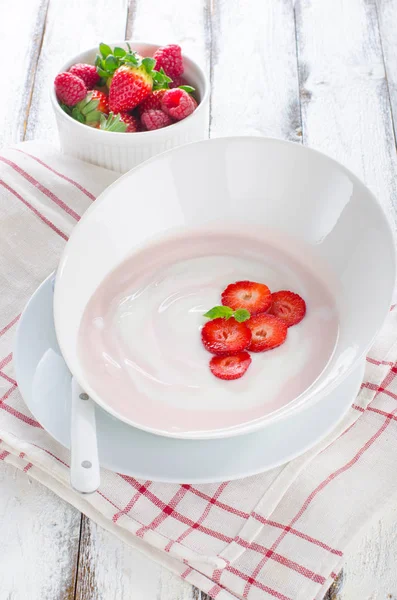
[119,112,140,132]
[269,291,306,327]
[138,89,167,115]
[221,281,272,316]
[109,63,153,113]
[54,72,87,107]
[153,44,184,80]
[60,90,108,127]
[90,90,109,114]
[209,352,252,380]
[201,318,251,355]
[161,88,196,121]
[69,63,100,89]
[141,109,173,131]
[246,314,287,352]
[95,42,142,87]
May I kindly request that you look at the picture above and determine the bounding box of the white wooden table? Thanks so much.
[1,0,397,598]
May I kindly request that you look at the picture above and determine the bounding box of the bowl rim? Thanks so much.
[54,135,397,439]
[50,40,210,138]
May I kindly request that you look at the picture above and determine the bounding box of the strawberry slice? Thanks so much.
[246,314,287,352]
[221,281,271,315]
[210,352,252,380]
[269,291,306,327]
[201,318,251,355]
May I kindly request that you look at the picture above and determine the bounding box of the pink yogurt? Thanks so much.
[78,229,339,436]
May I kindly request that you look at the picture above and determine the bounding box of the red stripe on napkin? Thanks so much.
[14,150,96,201]
[0,180,68,241]
[252,515,343,557]
[0,157,81,221]
[0,315,20,338]
[243,399,397,597]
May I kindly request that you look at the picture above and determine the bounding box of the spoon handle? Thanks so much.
[70,378,100,494]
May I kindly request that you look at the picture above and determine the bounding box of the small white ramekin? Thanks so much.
[50,42,209,173]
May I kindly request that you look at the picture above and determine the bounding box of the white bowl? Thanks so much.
[54,137,396,439]
[50,41,209,173]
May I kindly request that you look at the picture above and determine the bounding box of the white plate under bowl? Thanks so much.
[15,275,364,483]
[54,136,394,440]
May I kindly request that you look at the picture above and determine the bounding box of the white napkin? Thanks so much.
[1,141,396,600]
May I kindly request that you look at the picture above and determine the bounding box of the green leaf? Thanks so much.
[85,110,102,124]
[114,46,126,58]
[71,107,85,123]
[99,112,128,132]
[152,69,172,90]
[97,67,108,78]
[105,55,118,71]
[179,85,195,94]
[204,306,234,320]
[99,42,112,58]
[142,57,156,73]
[60,102,72,116]
[124,52,139,66]
[233,309,251,323]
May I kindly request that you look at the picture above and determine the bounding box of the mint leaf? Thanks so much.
[233,309,251,323]
[204,306,234,320]
[179,85,195,94]
[99,43,112,58]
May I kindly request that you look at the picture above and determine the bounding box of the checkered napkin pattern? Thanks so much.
[1,141,397,600]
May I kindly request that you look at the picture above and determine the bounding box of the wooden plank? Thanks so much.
[376,0,397,139]
[0,462,81,599]
[75,4,212,599]
[24,0,129,142]
[75,518,196,600]
[210,0,301,140]
[295,1,397,597]
[295,0,397,227]
[127,0,208,67]
[0,0,48,146]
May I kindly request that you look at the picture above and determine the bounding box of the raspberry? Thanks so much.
[161,88,195,121]
[153,44,184,79]
[141,109,173,131]
[69,63,100,89]
[54,72,87,107]
[169,76,187,88]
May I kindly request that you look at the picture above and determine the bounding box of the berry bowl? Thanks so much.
[50,41,209,173]
[54,137,395,439]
